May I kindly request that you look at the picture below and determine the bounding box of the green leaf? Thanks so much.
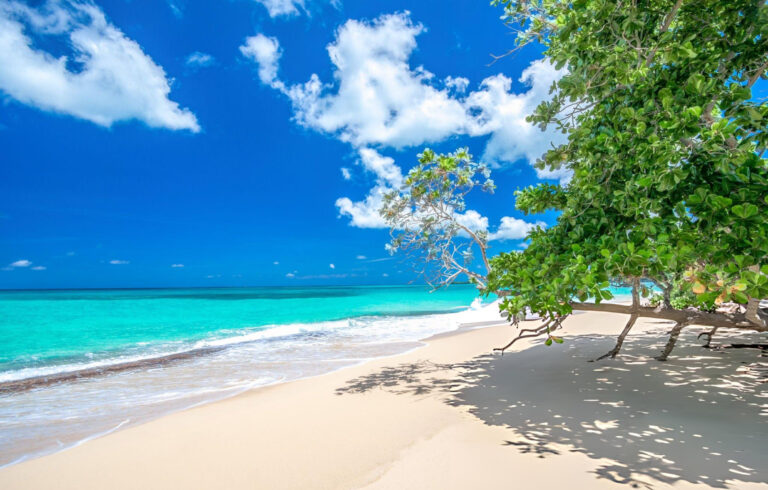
[731,291,749,304]
[637,176,653,187]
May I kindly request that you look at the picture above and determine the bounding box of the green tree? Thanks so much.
[385,0,768,360]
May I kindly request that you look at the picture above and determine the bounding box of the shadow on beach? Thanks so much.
[336,325,768,488]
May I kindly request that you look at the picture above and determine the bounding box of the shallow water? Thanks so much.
[0,285,496,466]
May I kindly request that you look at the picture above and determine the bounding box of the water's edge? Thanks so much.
[0,302,507,469]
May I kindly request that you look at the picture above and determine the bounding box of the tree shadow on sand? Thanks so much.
[336,325,768,488]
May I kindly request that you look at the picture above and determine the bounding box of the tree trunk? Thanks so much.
[592,313,638,361]
[655,322,687,361]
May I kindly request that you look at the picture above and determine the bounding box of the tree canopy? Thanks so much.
[384,0,768,359]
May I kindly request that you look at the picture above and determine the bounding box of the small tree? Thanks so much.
[381,148,496,290]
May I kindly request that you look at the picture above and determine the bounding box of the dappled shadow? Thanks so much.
[335,360,480,397]
[336,326,768,488]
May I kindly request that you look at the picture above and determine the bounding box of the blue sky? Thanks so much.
[0,0,563,289]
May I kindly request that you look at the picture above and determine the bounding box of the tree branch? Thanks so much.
[568,302,766,331]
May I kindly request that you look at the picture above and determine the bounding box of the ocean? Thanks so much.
[0,284,635,467]
[0,284,497,466]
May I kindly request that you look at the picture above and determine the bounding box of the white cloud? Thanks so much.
[251,0,339,19]
[340,167,351,180]
[382,273,389,277]
[336,147,407,228]
[336,184,390,228]
[455,209,489,234]
[109,259,129,265]
[255,0,304,18]
[444,75,469,93]
[285,272,295,278]
[356,255,366,260]
[8,259,31,268]
[245,12,565,178]
[171,263,184,268]
[357,148,403,187]
[254,13,468,148]
[0,0,199,131]
[185,51,215,69]
[273,261,280,265]
[31,265,46,270]
[240,34,282,87]
[464,61,569,180]
[329,263,335,269]
[488,216,545,241]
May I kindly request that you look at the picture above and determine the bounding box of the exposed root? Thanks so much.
[697,326,719,348]
[655,321,687,361]
[591,313,638,361]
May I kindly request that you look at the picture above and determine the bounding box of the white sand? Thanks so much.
[0,310,766,489]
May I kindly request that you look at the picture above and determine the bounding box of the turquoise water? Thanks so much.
[0,285,481,379]
[0,284,496,466]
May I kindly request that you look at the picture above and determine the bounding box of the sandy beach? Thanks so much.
[0,309,766,489]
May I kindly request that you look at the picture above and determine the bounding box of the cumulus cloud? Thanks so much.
[109,259,129,265]
[465,62,569,180]
[356,255,366,260]
[336,184,390,228]
[243,12,565,176]
[340,167,351,180]
[455,209,489,234]
[31,265,47,270]
[185,51,215,69]
[244,14,467,148]
[240,34,282,87]
[329,263,335,269]
[488,216,545,241]
[0,0,199,131]
[273,261,280,265]
[170,263,184,268]
[285,272,295,278]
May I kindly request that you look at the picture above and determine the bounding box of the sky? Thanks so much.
[0,0,565,289]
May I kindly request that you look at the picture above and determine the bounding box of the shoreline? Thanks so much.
[1,309,766,489]
[0,302,509,468]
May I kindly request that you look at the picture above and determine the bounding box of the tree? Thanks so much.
[381,148,496,290]
[385,0,768,360]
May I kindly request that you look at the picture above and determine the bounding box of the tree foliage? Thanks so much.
[488,0,767,324]
[386,0,768,358]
